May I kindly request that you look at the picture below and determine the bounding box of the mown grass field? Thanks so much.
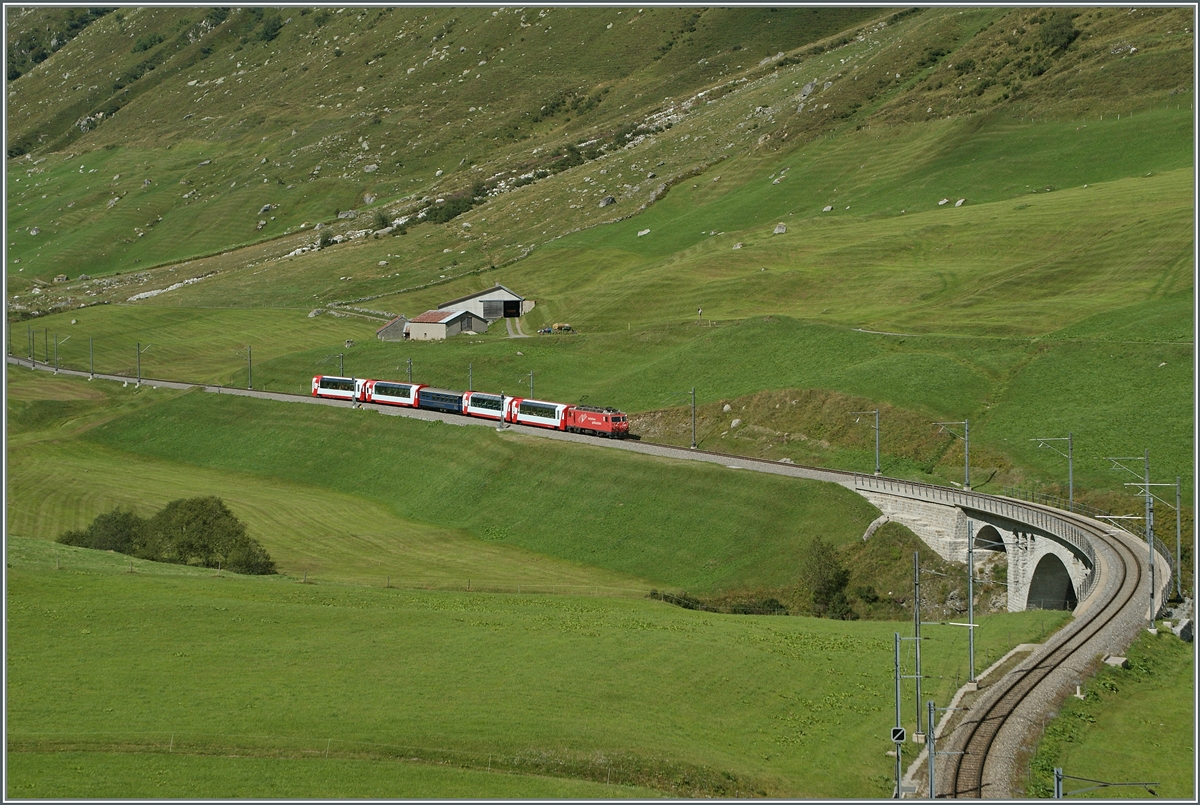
[5,537,1070,798]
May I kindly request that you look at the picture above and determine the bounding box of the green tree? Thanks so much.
[800,536,855,619]
[57,508,149,555]
[150,496,273,573]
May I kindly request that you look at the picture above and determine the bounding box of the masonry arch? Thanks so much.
[974,524,1007,552]
[1026,553,1079,611]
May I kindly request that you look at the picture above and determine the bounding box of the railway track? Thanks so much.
[10,357,1163,796]
[939,505,1148,798]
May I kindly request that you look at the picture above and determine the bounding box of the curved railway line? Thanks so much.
[940,504,1147,798]
[8,358,1166,798]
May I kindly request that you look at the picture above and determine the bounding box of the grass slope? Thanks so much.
[79,385,879,593]
[6,537,1071,798]
[1026,629,1194,799]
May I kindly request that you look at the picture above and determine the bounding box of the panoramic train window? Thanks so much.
[472,395,503,411]
[376,383,411,399]
[320,377,356,392]
[520,401,557,418]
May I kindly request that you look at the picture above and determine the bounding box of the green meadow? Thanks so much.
[6,537,1069,798]
[6,5,1193,798]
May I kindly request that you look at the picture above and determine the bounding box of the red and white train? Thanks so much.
[312,375,630,438]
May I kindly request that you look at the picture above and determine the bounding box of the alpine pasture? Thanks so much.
[5,6,1193,798]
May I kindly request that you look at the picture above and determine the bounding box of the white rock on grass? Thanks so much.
[955,198,966,207]
[823,205,833,212]
[773,223,786,234]
[732,242,743,250]
[723,403,732,413]
[938,198,949,206]
[731,418,742,428]
[637,228,650,237]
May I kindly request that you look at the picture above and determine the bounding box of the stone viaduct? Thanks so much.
[853,474,1172,615]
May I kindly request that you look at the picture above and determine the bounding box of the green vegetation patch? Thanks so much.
[1027,629,1194,799]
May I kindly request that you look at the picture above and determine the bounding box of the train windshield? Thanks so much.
[375,383,412,399]
[519,401,558,418]
[471,394,503,411]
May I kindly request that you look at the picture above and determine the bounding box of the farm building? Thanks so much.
[375,316,409,342]
[438,283,533,320]
[405,309,489,341]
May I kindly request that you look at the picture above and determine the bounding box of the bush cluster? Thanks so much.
[58,497,276,575]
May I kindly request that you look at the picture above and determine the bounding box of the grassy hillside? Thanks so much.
[7,369,879,594]
[5,7,1193,797]
[6,536,1070,798]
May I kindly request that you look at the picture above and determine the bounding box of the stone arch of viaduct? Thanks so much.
[855,477,1099,612]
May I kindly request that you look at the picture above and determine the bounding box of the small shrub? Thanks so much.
[1039,10,1079,53]
[131,33,164,53]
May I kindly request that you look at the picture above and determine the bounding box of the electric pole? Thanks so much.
[853,409,881,475]
[690,386,697,449]
[913,551,924,742]
[935,419,970,490]
[1032,433,1074,510]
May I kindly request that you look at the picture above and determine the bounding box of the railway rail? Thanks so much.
[8,357,1166,797]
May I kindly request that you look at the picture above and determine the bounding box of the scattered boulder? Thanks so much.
[800,81,816,99]
[258,204,273,214]
[773,223,787,234]
[308,309,324,317]
[732,242,743,250]
[71,319,77,325]
[938,198,949,206]
[257,219,267,230]
[29,227,40,236]
[723,404,732,413]
[78,274,91,281]
[637,228,651,237]
[599,195,616,207]
[823,205,833,212]
[731,418,742,428]
[647,171,656,179]
[337,210,357,219]
[344,339,355,348]
[364,164,379,173]
[378,260,389,267]
[198,159,211,166]
[955,198,966,207]
[53,274,68,283]
[143,178,151,187]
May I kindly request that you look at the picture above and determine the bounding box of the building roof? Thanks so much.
[375,315,407,334]
[438,282,524,309]
[409,309,475,324]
